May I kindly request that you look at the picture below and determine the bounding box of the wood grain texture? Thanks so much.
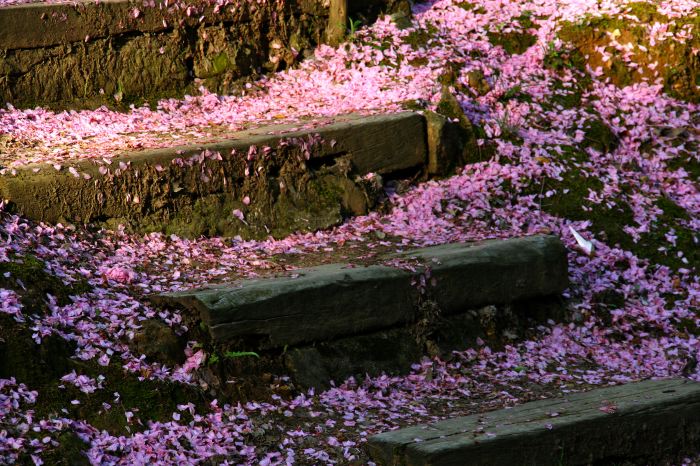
[156,235,568,348]
[368,378,700,465]
[395,235,569,315]
[326,0,348,45]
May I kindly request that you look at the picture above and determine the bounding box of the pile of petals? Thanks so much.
[2,0,697,169]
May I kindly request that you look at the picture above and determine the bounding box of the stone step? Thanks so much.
[0,112,426,239]
[0,0,399,109]
[368,378,700,465]
[154,235,568,349]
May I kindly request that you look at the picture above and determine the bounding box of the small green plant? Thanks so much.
[207,351,259,365]
[348,17,363,36]
[223,351,260,359]
[492,21,507,32]
[113,81,125,103]
[543,41,563,65]
[494,110,521,141]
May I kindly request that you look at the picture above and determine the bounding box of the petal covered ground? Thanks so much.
[0,0,699,464]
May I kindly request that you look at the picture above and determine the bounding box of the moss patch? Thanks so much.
[403,25,434,49]
[547,78,587,109]
[0,254,90,310]
[543,42,587,74]
[487,30,537,55]
[0,254,210,463]
[37,432,92,466]
[487,11,539,55]
[456,2,487,14]
[624,1,661,22]
[557,11,700,102]
[0,315,209,435]
[579,119,619,154]
[519,146,698,271]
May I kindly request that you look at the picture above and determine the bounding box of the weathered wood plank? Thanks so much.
[166,263,417,348]
[0,0,167,50]
[114,111,426,176]
[397,235,569,314]
[368,378,700,465]
[154,235,568,348]
[326,0,348,45]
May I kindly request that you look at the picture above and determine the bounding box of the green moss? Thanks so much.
[634,197,699,271]
[559,15,631,39]
[436,87,467,123]
[624,1,660,22]
[401,20,440,53]
[211,53,231,76]
[592,289,627,309]
[520,146,697,271]
[543,42,587,73]
[455,2,487,14]
[538,168,636,252]
[498,84,533,104]
[408,56,429,67]
[437,61,463,87]
[548,79,585,109]
[403,28,431,49]
[663,55,700,103]
[656,196,690,222]
[556,10,700,102]
[0,255,208,457]
[0,254,91,309]
[668,151,700,181]
[580,119,620,154]
[0,315,208,440]
[487,31,537,55]
[485,11,539,55]
[312,178,343,205]
[515,10,538,30]
[678,317,700,335]
[38,432,91,466]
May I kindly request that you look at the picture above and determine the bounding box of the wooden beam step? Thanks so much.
[154,235,568,348]
[368,378,700,465]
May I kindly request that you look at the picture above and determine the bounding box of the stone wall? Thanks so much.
[0,0,399,110]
